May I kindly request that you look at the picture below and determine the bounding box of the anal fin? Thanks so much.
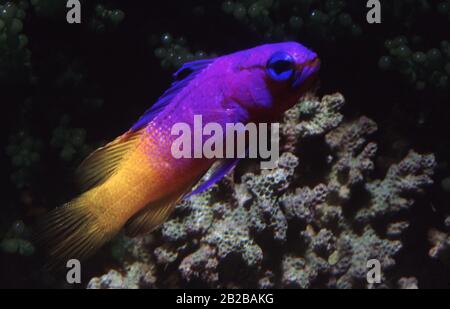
[125,191,185,237]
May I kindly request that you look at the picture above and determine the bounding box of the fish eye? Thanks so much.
[266,52,295,82]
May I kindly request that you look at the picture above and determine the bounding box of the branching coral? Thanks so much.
[87,262,157,289]
[428,216,450,264]
[220,0,362,41]
[0,220,34,256]
[325,116,378,201]
[30,0,65,18]
[6,131,44,189]
[0,1,31,82]
[379,36,450,90]
[89,4,125,34]
[88,93,436,289]
[355,150,436,225]
[437,0,450,20]
[213,0,447,97]
[281,93,344,152]
[50,115,91,163]
[153,34,215,70]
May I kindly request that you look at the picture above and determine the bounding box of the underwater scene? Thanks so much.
[0,0,449,290]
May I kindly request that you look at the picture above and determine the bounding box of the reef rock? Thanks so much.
[87,93,436,289]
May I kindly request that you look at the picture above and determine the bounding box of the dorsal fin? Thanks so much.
[75,129,143,192]
[131,58,215,131]
[173,59,214,81]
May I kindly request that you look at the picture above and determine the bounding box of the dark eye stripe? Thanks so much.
[269,60,293,75]
[266,51,295,82]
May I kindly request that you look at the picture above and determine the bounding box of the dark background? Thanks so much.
[0,0,449,288]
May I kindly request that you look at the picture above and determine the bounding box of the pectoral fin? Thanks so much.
[185,158,240,199]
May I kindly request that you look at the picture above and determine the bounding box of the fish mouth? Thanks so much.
[292,57,321,88]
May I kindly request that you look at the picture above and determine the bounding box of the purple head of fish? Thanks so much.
[214,42,321,120]
[131,42,320,132]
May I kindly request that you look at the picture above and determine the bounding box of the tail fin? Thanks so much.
[35,130,144,270]
[35,194,118,269]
